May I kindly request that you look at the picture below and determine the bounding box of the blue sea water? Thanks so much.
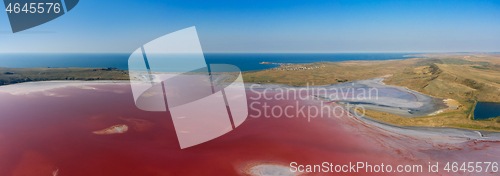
[0,53,420,72]
[474,102,500,120]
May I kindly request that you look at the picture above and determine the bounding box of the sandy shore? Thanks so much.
[0,80,131,95]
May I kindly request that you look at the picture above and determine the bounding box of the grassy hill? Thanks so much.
[384,55,500,102]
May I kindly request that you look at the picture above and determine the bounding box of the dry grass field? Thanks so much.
[384,55,500,102]
[0,67,129,85]
[241,59,419,86]
[361,103,500,132]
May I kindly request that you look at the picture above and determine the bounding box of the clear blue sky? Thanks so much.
[1,0,499,53]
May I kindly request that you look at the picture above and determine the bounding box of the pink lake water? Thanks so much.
[0,83,498,175]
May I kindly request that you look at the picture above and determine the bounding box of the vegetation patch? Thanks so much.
[0,67,129,85]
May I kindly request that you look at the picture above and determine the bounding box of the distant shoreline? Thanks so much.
[0,53,421,72]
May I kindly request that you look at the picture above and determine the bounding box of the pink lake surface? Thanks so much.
[0,83,499,175]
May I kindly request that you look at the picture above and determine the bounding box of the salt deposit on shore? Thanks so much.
[243,162,300,176]
[245,78,447,117]
[92,124,129,135]
[0,80,130,95]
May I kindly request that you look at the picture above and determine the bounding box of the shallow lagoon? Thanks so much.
[474,102,500,120]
